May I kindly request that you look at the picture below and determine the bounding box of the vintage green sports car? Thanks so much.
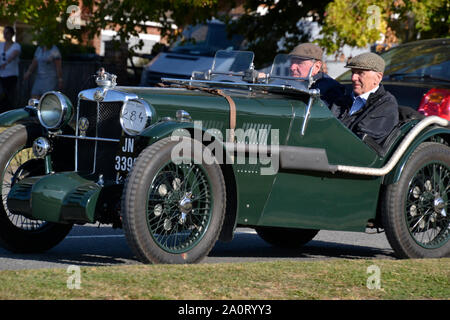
[0,51,448,263]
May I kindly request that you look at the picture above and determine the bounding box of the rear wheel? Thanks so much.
[382,142,450,258]
[121,137,226,264]
[255,226,319,249]
[0,125,72,253]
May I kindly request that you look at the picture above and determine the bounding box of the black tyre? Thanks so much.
[0,125,72,253]
[382,142,450,258]
[255,226,319,249]
[121,136,226,264]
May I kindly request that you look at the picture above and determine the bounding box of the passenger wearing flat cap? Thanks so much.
[289,43,345,108]
[331,52,399,147]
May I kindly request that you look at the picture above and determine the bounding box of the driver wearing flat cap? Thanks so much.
[331,52,399,147]
[289,43,345,108]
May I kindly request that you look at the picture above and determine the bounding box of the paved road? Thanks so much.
[0,225,395,270]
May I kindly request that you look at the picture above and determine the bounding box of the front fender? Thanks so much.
[140,120,233,163]
[383,125,450,185]
[139,120,237,242]
[0,108,38,127]
[140,120,197,144]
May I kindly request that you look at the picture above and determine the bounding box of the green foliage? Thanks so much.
[2,0,447,65]
[226,0,330,68]
[402,0,449,40]
[318,0,389,53]
[83,0,219,52]
[318,0,450,54]
[0,0,219,53]
[0,0,83,46]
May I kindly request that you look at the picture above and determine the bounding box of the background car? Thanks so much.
[337,38,450,120]
[140,19,244,86]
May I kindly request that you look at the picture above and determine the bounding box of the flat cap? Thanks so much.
[290,43,323,61]
[345,52,385,73]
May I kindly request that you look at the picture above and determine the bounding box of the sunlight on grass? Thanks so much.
[0,258,448,300]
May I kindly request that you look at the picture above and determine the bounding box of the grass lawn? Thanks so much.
[0,258,448,300]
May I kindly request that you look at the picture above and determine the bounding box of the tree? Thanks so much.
[4,0,446,67]
[227,0,448,66]
[0,0,83,46]
[318,0,450,54]
[225,0,331,68]
[84,0,220,53]
[0,0,219,50]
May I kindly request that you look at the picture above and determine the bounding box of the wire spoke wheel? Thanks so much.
[0,124,72,253]
[383,142,450,258]
[121,137,226,264]
[147,161,213,253]
[405,162,449,248]
[2,147,46,231]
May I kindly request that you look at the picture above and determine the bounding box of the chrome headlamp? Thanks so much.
[120,99,153,135]
[37,91,73,130]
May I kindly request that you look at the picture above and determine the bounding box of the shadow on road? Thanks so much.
[210,232,395,261]
[0,228,395,269]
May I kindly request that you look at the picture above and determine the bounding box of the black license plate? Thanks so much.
[114,137,139,184]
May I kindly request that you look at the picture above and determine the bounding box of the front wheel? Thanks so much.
[382,142,450,258]
[121,137,226,264]
[0,125,72,253]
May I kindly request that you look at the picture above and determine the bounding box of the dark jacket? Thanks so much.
[311,72,345,108]
[330,84,399,145]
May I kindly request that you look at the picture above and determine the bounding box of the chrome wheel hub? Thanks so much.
[434,197,447,217]
[178,192,193,224]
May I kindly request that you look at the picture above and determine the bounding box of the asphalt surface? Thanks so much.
[0,225,395,270]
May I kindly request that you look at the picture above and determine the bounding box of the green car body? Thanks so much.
[0,51,448,262]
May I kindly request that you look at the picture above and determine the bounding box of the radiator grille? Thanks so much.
[76,100,123,179]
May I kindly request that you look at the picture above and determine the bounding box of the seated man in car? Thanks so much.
[331,52,399,146]
[289,43,345,108]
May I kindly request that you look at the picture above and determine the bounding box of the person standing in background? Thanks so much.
[23,43,63,99]
[0,26,21,111]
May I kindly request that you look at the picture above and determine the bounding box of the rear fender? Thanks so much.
[383,126,450,185]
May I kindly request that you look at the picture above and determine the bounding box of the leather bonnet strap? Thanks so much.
[215,89,236,143]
